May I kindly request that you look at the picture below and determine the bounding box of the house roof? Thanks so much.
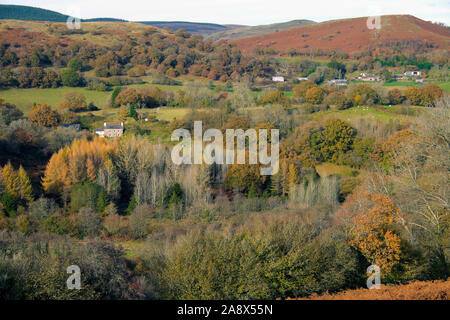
[104,125,123,129]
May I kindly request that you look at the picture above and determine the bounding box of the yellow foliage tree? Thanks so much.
[1,162,33,203]
[340,190,403,274]
[28,104,60,127]
[42,137,116,195]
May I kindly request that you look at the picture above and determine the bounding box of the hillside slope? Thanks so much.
[0,4,235,35]
[231,15,450,54]
[0,4,70,22]
[207,19,316,41]
[137,21,235,34]
[297,279,450,300]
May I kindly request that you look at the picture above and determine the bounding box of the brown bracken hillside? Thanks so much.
[293,279,450,300]
[231,15,450,55]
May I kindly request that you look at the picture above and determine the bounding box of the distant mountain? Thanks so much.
[0,4,126,23]
[0,4,70,22]
[137,21,235,34]
[83,18,127,22]
[0,4,235,35]
[232,15,450,54]
[207,20,316,41]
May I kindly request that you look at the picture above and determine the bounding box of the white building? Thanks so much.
[328,79,348,86]
[95,122,124,138]
[272,76,285,82]
[404,71,422,77]
[297,77,309,81]
[357,73,380,81]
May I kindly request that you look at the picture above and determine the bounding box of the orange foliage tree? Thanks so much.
[42,137,117,196]
[339,188,403,274]
[28,104,60,127]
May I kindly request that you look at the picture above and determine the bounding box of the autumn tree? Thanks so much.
[42,137,116,197]
[225,163,265,195]
[421,84,444,107]
[116,88,140,106]
[1,162,33,204]
[347,84,379,106]
[324,91,348,110]
[404,87,422,105]
[292,80,317,98]
[311,119,356,163]
[29,104,60,127]
[58,92,87,112]
[305,86,324,104]
[387,88,404,105]
[259,90,290,107]
[0,99,23,125]
[339,189,402,274]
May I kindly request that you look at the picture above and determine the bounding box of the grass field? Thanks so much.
[310,105,408,122]
[315,163,359,178]
[383,81,419,87]
[435,81,450,92]
[0,82,183,114]
[0,87,111,113]
[115,241,145,258]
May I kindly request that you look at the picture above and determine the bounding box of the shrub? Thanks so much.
[324,91,348,110]
[61,68,82,87]
[150,215,361,299]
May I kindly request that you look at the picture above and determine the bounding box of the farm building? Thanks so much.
[297,77,309,81]
[272,76,285,82]
[357,73,380,81]
[328,79,348,86]
[95,123,124,138]
[392,75,406,80]
[404,71,422,77]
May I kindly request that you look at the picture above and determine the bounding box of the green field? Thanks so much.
[0,87,111,114]
[383,81,419,87]
[0,82,183,114]
[435,81,450,93]
[310,105,411,122]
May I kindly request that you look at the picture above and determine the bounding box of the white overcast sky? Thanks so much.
[2,0,450,25]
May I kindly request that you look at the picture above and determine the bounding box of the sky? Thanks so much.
[2,0,450,25]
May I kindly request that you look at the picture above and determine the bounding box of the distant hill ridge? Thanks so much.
[206,19,316,41]
[0,4,312,36]
[0,4,234,34]
[231,15,450,54]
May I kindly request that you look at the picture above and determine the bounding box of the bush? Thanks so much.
[0,233,135,299]
[61,68,82,87]
[129,205,155,239]
[77,207,102,238]
[70,181,109,213]
[147,215,361,299]
[324,91,349,110]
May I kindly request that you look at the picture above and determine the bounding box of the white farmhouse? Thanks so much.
[404,71,422,77]
[272,76,285,82]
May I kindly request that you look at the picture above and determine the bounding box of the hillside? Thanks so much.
[0,4,71,22]
[207,19,316,41]
[297,279,450,300]
[0,4,237,35]
[231,15,450,55]
[136,21,235,34]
